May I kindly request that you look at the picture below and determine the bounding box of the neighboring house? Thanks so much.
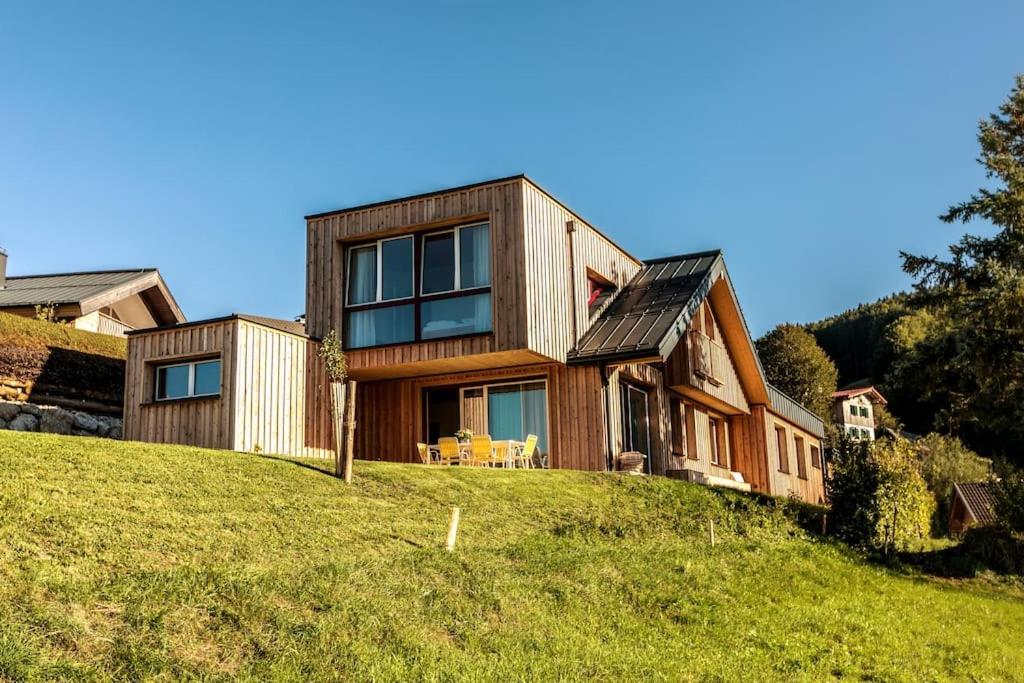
[123,175,827,503]
[949,482,997,534]
[0,251,184,336]
[831,385,886,441]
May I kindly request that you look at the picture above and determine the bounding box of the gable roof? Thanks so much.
[952,482,997,526]
[568,250,771,405]
[0,268,184,325]
[832,385,888,404]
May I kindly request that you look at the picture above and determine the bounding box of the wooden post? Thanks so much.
[446,506,461,551]
[342,380,357,484]
[330,381,347,478]
[709,518,716,547]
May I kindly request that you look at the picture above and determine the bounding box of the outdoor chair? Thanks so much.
[469,434,499,467]
[416,442,433,464]
[437,437,462,465]
[514,434,539,469]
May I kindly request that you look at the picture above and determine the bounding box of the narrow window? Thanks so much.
[795,435,807,479]
[709,416,722,466]
[776,426,789,473]
[860,405,869,418]
[704,304,716,341]
[685,404,698,460]
[380,237,414,300]
[347,245,377,305]
[459,224,491,289]
[670,397,686,456]
[421,232,456,294]
[810,444,821,469]
[849,404,857,417]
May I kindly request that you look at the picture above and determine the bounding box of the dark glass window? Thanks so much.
[155,359,221,401]
[421,293,492,340]
[344,305,415,349]
[381,237,413,300]
[422,233,456,294]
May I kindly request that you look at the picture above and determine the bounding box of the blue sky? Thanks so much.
[1,1,1021,335]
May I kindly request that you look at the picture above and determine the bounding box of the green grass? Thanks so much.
[1,431,1022,681]
[0,311,126,359]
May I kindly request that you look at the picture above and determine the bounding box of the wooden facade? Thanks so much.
[124,174,827,505]
[124,316,334,458]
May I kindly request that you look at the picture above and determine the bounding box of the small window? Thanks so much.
[849,404,857,417]
[586,274,615,316]
[795,435,807,479]
[776,426,789,473]
[155,358,221,401]
[859,406,869,418]
[709,416,727,468]
[810,445,822,469]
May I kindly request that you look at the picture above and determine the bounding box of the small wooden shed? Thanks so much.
[123,314,334,458]
[949,482,997,535]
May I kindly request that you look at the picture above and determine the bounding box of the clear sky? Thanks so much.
[1,1,1021,335]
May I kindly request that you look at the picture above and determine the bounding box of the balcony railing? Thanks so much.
[690,330,725,387]
[97,312,136,337]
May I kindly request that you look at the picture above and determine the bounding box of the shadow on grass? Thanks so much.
[255,452,338,477]
[895,527,1024,579]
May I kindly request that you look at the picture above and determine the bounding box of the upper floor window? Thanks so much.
[344,223,492,350]
[849,404,858,417]
[859,405,869,418]
[155,358,221,401]
[810,444,822,469]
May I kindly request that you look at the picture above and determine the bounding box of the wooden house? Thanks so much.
[123,175,826,503]
[0,251,184,336]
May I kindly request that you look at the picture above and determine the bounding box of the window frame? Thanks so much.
[775,425,790,474]
[795,434,807,479]
[154,357,222,402]
[345,234,416,307]
[455,377,550,459]
[709,414,728,468]
[342,221,493,350]
[810,444,822,469]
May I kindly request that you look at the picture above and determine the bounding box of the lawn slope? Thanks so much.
[1,431,1022,681]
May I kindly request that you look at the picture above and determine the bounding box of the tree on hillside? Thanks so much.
[755,323,838,420]
[897,74,1024,461]
[914,433,991,534]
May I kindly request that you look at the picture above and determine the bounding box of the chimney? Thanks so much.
[0,247,6,289]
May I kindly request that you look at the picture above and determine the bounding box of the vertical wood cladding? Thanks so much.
[123,320,237,450]
[353,363,608,471]
[125,319,333,459]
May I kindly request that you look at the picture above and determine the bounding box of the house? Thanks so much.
[831,384,886,441]
[949,482,997,534]
[123,175,827,503]
[0,250,184,336]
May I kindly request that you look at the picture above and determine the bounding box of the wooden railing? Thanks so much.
[690,330,725,386]
[96,312,135,337]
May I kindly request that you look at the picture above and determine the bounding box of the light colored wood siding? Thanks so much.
[232,320,334,459]
[666,300,749,414]
[764,414,826,504]
[125,319,334,459]
[123,320,237,450]
[521,182,642,362]
[605,363,669,475]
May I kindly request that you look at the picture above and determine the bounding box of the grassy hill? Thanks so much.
[1,432,1022,681]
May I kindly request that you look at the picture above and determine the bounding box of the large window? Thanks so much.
[155,358,221,401]
[344,223,491,349]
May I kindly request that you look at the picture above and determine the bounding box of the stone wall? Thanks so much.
[0,399,122,439]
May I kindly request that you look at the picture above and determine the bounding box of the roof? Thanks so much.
[0,268,184,325]
[126,313,308,338]
[568,250,722,363]
[952,482,997,526]
[767,384,826,438]
[832,385,888,404]
[0,269,155,307]
[304,174,642,268]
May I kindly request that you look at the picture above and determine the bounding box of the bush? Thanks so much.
[992,467,1024,534]
[959,525,1024,575]
[826,435,935,553]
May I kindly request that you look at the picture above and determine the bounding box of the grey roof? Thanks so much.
[0,269,157,308]
[568,250,721,363]
[767,384,826,438]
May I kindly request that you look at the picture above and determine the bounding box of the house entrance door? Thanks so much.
[621,383,651,473]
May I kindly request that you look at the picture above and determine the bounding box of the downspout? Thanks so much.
[566,220,578,345]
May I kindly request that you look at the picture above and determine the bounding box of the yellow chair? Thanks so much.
[469,434,498,467]
[492,440,513,468]
[437,437,462,466]
[514,434,539,469]
[416,442,433,465]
